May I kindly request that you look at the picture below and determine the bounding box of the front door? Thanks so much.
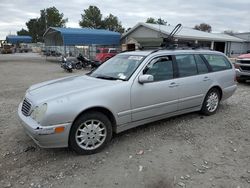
[131,55,179,122]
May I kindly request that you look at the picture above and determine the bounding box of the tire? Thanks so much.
[69,111,113,155]
[75,63,82,70]
[82,62,88,68]
[200,88,221,116]
[236,77,246,83]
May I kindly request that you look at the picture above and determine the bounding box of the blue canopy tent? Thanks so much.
[43,27,121,46]
[6,35,32,44]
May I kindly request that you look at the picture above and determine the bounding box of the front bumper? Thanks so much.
[18,103,71,148]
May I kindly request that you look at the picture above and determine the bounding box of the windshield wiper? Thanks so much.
[95,75,125,81]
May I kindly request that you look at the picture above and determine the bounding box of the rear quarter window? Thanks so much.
[203,54,232,72]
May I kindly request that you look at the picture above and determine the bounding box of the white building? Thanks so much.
[231,32,250,55]
[121,22,247,56]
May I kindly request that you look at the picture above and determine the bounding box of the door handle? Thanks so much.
[169,82,179,88]
[203,76,210,81]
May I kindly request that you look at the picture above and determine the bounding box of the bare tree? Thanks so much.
[223,30,238,36]
[194,23,212,33]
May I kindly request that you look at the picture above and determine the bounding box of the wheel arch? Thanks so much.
[71,106,117,133]
[209,85,223,100]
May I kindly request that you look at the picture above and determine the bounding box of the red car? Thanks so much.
[235,53,250,83]
[95,48,118,63]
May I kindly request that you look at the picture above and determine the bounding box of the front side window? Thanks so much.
[143,56,174,81]
[176,54,198,77]
[90,54,144,80]
[203,54,232,72]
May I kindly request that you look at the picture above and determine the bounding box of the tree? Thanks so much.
[194,23,212,33]
[79,6,125,33]
[26,18,40,42]
[17,6,68,42]
[79,6,103,28]
[146,17,167,25]
[43,7,67,28]
[17,28,29,36]
[157,18,167,25]
[223,30,237,36]
[103,14,125,33]
[146,17,157,24]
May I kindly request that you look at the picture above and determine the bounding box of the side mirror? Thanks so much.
[138,74,154,84]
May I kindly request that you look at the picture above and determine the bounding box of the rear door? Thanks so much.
[131,55,179,122]
[202,54,235,90]
[174,54,213,110]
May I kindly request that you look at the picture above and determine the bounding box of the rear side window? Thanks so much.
[194,55,209,74]
[203,54,232,71]
[176,55,198,77]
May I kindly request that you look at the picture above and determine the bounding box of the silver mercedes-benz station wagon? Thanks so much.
[18,49,237,154]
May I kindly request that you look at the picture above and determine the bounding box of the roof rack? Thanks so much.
[161,23,182,49]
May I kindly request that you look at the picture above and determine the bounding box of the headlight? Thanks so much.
[31,103,47,123]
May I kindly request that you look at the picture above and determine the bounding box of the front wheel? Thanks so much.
[69,111,112,155]
[200,88,220,116]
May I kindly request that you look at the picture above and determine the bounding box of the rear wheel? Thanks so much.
[82,62,88,68]
[75,63,82,70]
[201,88,220,115]
[69,111,112,155]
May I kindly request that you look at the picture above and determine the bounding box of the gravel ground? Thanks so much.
[0,53,250,188]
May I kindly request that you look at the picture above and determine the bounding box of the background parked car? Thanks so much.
[95,48,118,63]
[18,43,31,53]
[1,44,13,54]
[234,53,250,83]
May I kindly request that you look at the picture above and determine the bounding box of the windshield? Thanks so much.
[90,54,145,81]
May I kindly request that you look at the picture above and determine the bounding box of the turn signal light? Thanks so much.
[55,126,65,133]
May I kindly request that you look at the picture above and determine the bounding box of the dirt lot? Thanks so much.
[0,53,250,188]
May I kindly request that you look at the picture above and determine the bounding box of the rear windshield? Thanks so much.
[96,49,108,53]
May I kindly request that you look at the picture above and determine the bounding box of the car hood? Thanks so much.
[238,53,250,59]
[27,75,119,103]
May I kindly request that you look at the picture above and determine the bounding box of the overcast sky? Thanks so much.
[0,0,249,40]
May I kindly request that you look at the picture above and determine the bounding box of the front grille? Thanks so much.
[240,66,250,72]
[21,98,32,116]
[239,60,250,64]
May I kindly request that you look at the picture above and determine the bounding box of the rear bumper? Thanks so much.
[18,103,71,148]
[222,84,237,101]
